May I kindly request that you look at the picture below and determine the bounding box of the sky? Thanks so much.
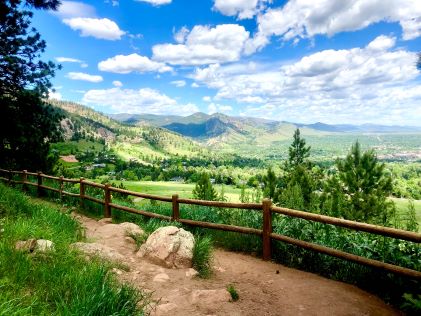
[32,0,421,125]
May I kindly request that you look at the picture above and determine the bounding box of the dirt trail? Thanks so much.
[75,213,400,316]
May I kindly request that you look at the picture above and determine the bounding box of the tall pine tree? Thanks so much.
[192,173,218,201]
[0,0,62,171]
[323,141,394,224]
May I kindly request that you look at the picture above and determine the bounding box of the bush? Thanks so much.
[192,236,213,278]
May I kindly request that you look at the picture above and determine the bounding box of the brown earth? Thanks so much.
[74,213,401,316]
[59,155,78,163]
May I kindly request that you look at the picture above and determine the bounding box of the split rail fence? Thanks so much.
[1,168,420,279]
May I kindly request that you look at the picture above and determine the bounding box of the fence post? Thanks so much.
[79,177,85,211]
[37,172,43,197]
[262,198,272,261]
[7,170,12,185]
[104,184,111,218]
[59,176,64,200]
[22,170,28,192]
[172,194,179,221]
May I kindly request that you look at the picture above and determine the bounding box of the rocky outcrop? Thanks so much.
[137,226,194,269]
[15,239,55,253]
[70,242,124,262]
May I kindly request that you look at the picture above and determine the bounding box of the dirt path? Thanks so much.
[75,213,400,316]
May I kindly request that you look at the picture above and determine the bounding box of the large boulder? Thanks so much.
[15,239,55,253]
[137,226,194,268]
[70,242,124,262]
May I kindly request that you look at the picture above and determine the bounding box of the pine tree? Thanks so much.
[192,173,218,201]
[323,141,394,224]
[287,129,311,169]
[262,167,277,199]
[0,0,62,172]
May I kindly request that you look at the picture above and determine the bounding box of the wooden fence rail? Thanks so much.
[0,168,420,279]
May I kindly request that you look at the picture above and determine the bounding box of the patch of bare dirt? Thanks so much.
[74,213,400,316]
[60,155,78,163]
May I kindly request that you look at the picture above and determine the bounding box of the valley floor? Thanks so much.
[76,211,400,316]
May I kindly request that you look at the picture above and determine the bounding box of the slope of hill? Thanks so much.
[48,100,207,162]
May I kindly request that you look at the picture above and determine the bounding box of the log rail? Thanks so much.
[0,168,420,279]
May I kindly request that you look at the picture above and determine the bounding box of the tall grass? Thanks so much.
[0,183,149,315]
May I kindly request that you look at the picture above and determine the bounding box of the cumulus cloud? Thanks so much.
[98,53,172,73]
[152,24,250,65]
[66,72,103,82]
[82,87,198,115]
[170,80,186,87]
[202,96,212,102]
[192,35,421,125]
[135,0,172,5]
[213,0,269,20]
[54,1,96,18]
[247,0,421,53]
[63,18,125,40]
[112,80,123,87]
[208,102,233,114]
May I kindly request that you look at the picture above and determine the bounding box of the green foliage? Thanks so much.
[262,167,277,199]
[192,173,218,201]
[287,129,311,168]
[192,236,213,278]
[227,284,239,301]
[402,293,421,312]
[0,183,149,315]
[323,141,395,224]
[0,1,62,172]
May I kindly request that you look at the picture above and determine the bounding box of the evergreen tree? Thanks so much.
[262,167,277,199]
[0,0,62,172]
[323,141,394,224]
[287,129,311,169]
[192,173,218,201]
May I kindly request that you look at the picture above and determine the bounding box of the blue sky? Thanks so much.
[33,0,421,125]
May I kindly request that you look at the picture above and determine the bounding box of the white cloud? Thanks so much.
[213,0,269,20]
[170,80,186,87]
[112,80,123,87]
[152,24,250,65]
[192,35,421,125]
[63,18,125,40]
[48,90,62,100]
[135,0,172,5]
[173,26,189,43]
[247,0,421,53]
[54,1,96,18]
[82,87,198,115]
[208,102,233,114]
[81,63,89,68]
[55,57,83,63]
[66,72,103,82]
[98,53,172,73]
[202,96,212,102]
[191,82,199,88]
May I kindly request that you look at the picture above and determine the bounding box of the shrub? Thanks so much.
[192,236,213,278]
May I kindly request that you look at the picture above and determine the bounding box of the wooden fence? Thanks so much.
[1,168,420,279]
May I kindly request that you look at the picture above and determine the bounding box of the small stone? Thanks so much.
[214,266,226,273]
[15,239,37,252]
[185,268,199,278]
[153,273,170,282]
[35,239,55,252]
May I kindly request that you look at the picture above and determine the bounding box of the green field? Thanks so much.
[120,180,242,202]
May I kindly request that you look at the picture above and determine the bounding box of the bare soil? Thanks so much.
[75,213,401,316]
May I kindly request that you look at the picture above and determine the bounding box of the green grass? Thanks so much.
[0,183,149,315]
[51,140,105,155]
[226,284,239,302]
[391,198,421,229]
[192,236,213,278]
[122,180,242,202]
